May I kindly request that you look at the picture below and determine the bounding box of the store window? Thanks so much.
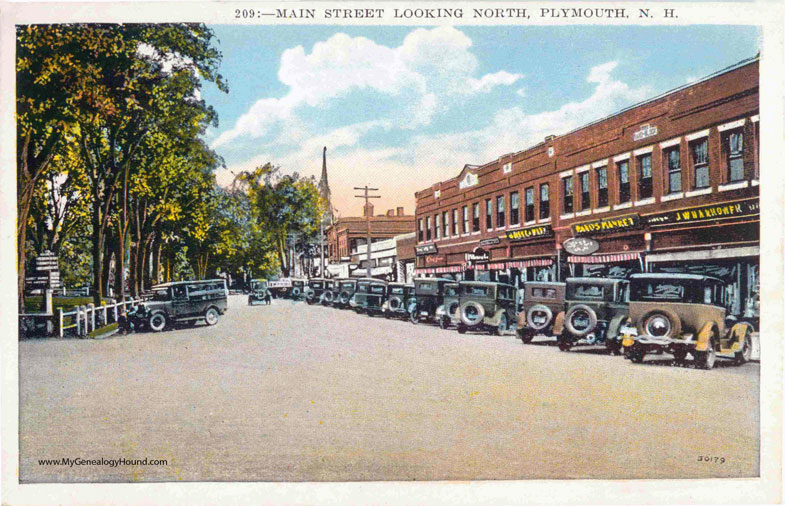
[579,172,590,210]
[496,196,505,228]
[727,130,745,182]
[472,203,480,232]
[562,176,574,214]
[462,206,468,233]
[691,138,709,188]
[442,211,449,237]
[596,167,608,207]
[665,147,682,194]
[540,183,550,219]
[485,198,493,230]
[418,218,423,242]
[524,188,534,222]
[425,216,431,241]
[618,161,630,203]
[511,191,521,225]
[452,209,458,236]
[637,154,653,199]
[434,214,440,239]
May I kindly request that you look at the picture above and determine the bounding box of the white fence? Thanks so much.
[20,298,142,338]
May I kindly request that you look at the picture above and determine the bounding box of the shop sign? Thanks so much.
[425,255,446,265]
[479,237,501,247]
[572,214,640,235]
[506,224,553,242]
[563,237,600,256]
[415,243,438,256]
[633,124,658,141]
[645,198,759,227]
[465,247,490,263]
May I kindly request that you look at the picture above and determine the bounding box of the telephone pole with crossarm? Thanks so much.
[354,186,381,277]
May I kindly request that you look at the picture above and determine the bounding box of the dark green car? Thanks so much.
[452,281,517,335]
[383,283,415,319]
[351,278,388,315]
[304,278,331,305]
[332,278,358,308]
[409,278,455,324]
[131,279,228,332]
[248,279,272,306]
[435,282,460,329]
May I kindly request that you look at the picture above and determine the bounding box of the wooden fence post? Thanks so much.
[56,309,64,338]
[87,304,95,334]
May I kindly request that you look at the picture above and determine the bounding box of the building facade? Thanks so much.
[326,205,416,263]
[414,58,759,316]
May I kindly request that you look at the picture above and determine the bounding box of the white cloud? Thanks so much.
[516,88,527,98]
[211,27,523,149]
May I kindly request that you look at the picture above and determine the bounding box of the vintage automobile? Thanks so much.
[247,279,272,306]
[434,282,460,329]
[621,273,754,369]
[351,278,388,315]
[452,281,518,335]
[382,283,415,319]
[408,277,455,324]
[268,278,306,300]
[332,278,358,308]
[554,277,629,353]
[304,278,332,305]
[130,279,228,332]
[516,282,566,343]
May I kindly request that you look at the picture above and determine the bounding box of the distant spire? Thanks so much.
[318,146,334,224]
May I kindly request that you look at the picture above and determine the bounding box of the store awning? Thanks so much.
[507,258,554,269]
[645,245,759,263]
[475,262,506,271]
[415,265,465,275]
[568,252,641,264]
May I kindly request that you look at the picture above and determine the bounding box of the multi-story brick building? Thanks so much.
[414,57,759,316]
[326,204,416,263]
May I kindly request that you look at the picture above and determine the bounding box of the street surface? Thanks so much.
[20,295,759,482]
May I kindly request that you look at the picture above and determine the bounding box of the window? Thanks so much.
[496,196,505,228]
[462,206,468,233]
[511,191,521,225]
[596,167,608,207]
[502,162,512,174]
[728,131,744,182]
[691,138,709,188]
[418,219,423,242]
[617,161,630,203]
[425,216,431,241]
[434,214,440,239]
[442,211,449,237]
[452,209,458,236]
[472,203,480,232]
[579,172,590,210]
[638,154,653,199]
[665,147,681,194]
[540,183,550,219]
[562,176,574,214]
[524,188,534,222]
[485,199,493,230]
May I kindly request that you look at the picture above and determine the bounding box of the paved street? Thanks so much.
[20,295,759,482]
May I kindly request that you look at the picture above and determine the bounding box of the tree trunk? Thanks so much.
[128,242,138,297]
[154,235,163,284]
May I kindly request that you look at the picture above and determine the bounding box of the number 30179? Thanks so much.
[698,456,725,463]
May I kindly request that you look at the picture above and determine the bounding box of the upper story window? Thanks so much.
[524,187,534,222]
[727,130,745,182]
[425,216,432,241]
[485,198,493,230]
[434,214,440,239]
[540,183,550,219]
[496,196,505,228]
[452,209,458,236]
[691,138,709,189]
[462,206,469,233]
[617,161,630,203]
[511,191,520,225]
[579,172,590,210]
[638,154,653,199]
[596,167,608,207]
[472,203,480,232]
[665,147,682,194]
[562,176,574,214]
[442,211,449,237]
[418,218,423,242]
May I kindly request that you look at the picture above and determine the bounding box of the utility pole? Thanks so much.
[354,185,380,277]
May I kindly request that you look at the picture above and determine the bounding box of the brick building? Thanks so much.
[326,204,416,263]
[413,57,759,316]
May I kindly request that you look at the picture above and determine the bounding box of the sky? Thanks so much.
[200,25,761,217]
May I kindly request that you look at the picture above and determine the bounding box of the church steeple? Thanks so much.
[318,146,334,224]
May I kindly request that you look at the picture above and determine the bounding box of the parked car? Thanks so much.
[409,277,455,324]
[247,279,272,305]
[452,281,517,335]
[332,278,358,308]
[621,273,754,369]
[304,278,331,305]
[382,283,415,319]
[351,278,388,315]
[434,282,460,329]
[268,278,306,299]
[130,279,228,332]
[554,277,629,353]
[516,282,566,343]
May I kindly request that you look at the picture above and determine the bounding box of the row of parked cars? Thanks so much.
[248,273,755,370]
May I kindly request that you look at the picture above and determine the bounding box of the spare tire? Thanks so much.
[564,304,598,337]
[526,304,554,331]
[292,287,302,297]
[639,309,681,339]
[323,290,334,302]
[339,290,351,304]
[305,288,315,300]
[388,296,402,311]
[460,301,486,327]
[447,301,459,318]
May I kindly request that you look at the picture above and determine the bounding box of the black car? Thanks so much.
[130,279,228,332]
[409,277,455,324]
[352,278,388,315]
[332,278,358,308]
[248,279,272,305]
[304,278,332,305]
[383,283,415,319]
[555,277,629,353]
[453,281,518,335]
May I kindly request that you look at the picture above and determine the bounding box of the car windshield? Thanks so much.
[464,285,489,297]
[390,287,403,294]
[310,282,323,289]
[636,282,684,301]
[531,287,558,299]
[251,282,266,290]
[357,284,368,292]
[370,285,385,294]
[445,286,459,297]
[341,282,354,289]
[152,289,169,301]
[630,280,713,303]
[568,284,606,300]
[418,282,434,291]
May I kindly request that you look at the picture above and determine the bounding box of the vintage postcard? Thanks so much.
[1,1,783,505]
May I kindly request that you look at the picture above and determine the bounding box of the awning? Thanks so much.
[507,258,554,269]
[568,252,641,264]
[475,262,506,271]
[415,265,465,275]
[352,266,393,277]
[645,245,759,263]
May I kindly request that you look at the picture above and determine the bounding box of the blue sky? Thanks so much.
[201,25,760,216]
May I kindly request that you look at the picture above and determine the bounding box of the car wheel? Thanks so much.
[734,328,753,365]
[205,307,220,326]
[457,324,467,334]
[517,328,535,344]
[439,315,450,329]
[629,349,645,363]
[491,313,508,336]
[696,338,717,369]
[557,333,572,352]
[409,309,419,324]
[605,338,623,355]
[148,312,167,332]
